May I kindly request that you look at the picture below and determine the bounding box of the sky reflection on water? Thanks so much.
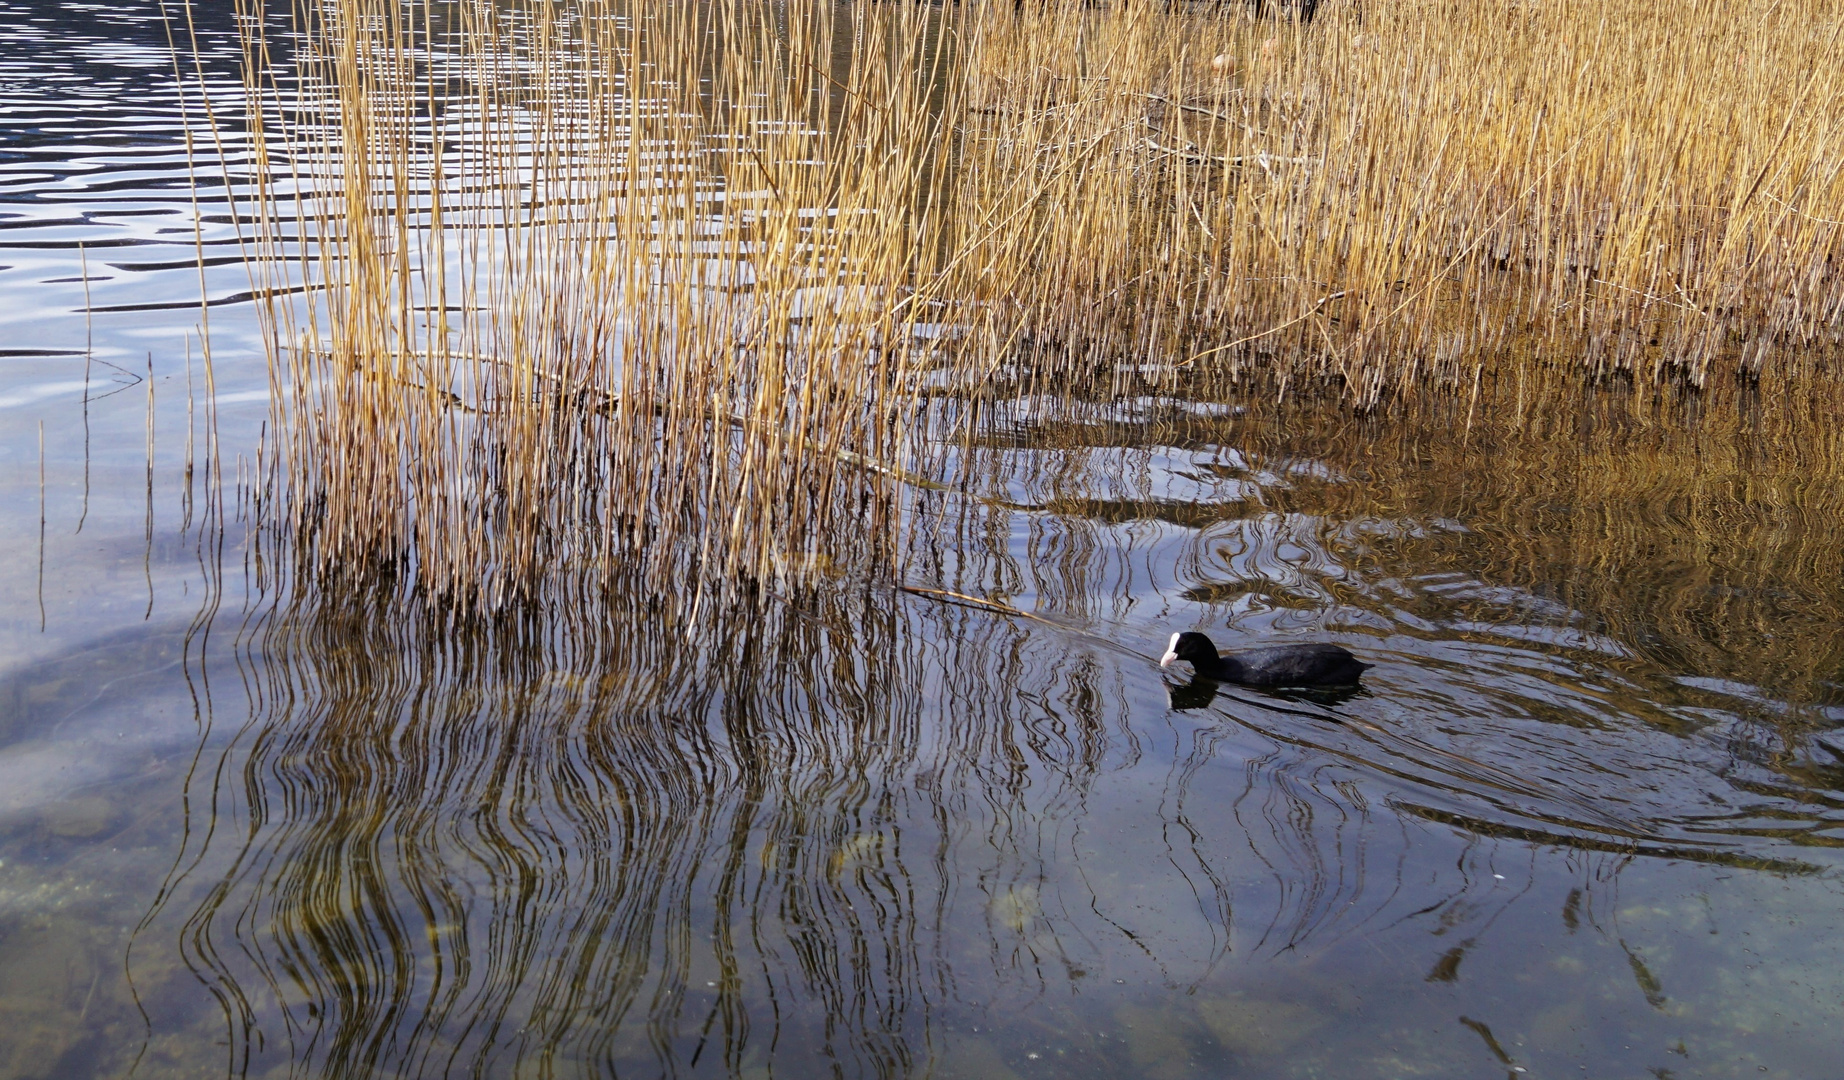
[2,2,1843,1078]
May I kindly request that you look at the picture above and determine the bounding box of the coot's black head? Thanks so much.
[1160,631,1219,669]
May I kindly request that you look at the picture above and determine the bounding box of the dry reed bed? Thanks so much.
[954,0,1844,397]
[229,0,1844,606]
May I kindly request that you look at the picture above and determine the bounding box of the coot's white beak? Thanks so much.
[1159,631,1180,668]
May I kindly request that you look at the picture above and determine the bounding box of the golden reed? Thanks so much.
[224,0,1844,607]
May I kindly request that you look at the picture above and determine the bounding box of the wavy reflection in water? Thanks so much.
[918,382,1844,870]
[130,382,1844,1079]
[153,571,1168,1077]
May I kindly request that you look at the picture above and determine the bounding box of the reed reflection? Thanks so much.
[159,554,1221,1078]
[141,375,1844,1077]
[921,375,1844,906]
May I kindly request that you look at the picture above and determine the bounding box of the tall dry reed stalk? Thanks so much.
[239,0,959,607]
[226,0,1844,606]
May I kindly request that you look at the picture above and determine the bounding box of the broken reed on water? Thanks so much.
[230,0,1844,607]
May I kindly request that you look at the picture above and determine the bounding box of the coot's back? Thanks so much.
[1225,643,1369,688]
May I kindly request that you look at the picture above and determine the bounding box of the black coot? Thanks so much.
[1160,631,1369,688]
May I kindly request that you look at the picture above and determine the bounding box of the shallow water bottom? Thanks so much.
[4,335,1844,1080]
[3,578,1842,1080]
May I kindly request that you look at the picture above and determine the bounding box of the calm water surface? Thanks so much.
[3,2,1843,1078]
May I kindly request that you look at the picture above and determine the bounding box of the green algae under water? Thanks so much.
[3,2,1844,1078]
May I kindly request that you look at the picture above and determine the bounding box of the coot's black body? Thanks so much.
[1160,631,1369,688]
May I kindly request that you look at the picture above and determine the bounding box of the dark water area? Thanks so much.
[4,2,1844,1079]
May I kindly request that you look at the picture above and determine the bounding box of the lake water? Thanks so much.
[3,1,1843,1078]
